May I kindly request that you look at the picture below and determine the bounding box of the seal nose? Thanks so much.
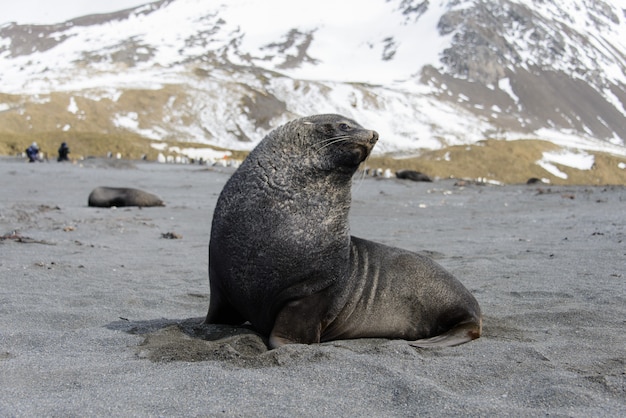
[370,130,379,144]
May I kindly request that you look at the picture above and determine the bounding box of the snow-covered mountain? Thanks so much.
[1,0,625,162]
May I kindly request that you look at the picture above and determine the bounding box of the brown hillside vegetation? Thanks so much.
[1,131,624,185]
[367,139,626,185]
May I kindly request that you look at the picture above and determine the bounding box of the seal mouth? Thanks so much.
[339,142,374,168]
[313,120,379,171]
[358,130,379,155]
[341,130,379,167]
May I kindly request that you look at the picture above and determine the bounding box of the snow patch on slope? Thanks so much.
[536,149,595,179]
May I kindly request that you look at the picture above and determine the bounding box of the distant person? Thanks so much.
[57,142,70,162]
[26,142,40,163]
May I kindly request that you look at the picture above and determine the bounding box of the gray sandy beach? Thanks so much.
[1,157,624,416]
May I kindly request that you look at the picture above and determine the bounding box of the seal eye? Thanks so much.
[339,123,352,131]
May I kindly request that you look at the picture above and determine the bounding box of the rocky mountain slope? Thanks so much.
[1,0,625,183]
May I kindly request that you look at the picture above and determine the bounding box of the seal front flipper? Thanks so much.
[204,287,245,326]
[409,317,482,348]
[268,291,330,349]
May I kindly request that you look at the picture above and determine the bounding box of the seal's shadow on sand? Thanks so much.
[106,315,517,368]
[106,317,339,367]
[105,316,430,367]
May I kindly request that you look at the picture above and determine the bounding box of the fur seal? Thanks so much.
[88,187,164,208]
[205,114,481,348]
[526,177,544,185]
[396,169,432,182]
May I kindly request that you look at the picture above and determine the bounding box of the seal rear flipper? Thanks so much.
[409,317,482,348]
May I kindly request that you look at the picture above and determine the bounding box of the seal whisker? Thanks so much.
[316,135,352,147]
[353,152,373,191]
[316,137,352,151]
[316,135,353,145]
[317,134,351,143]
[352,164,367,192]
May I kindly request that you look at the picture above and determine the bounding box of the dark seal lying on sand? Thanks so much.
[88,186,165,208]
[205,114,481,348]
[396,169,432,182]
